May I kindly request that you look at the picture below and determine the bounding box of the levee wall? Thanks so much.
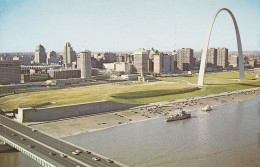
[15,101,139,123]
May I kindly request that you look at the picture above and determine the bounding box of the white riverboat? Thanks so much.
[165,110,191,122]
[201,105,212,111]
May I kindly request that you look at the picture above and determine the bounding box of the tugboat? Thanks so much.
[201,105,212,111]
[165,110,191,122]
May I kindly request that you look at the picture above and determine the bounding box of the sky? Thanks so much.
[0,0,260,52]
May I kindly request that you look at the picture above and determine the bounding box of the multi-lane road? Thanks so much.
[0,115,125,167]
[0,125,79,167]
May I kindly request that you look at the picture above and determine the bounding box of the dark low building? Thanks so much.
[0,60,21,84]
[47,69,81,79]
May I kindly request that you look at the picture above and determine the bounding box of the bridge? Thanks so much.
[0,115,126,167]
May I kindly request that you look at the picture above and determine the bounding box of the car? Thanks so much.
[49,152,56,156]
[12,133,17,136]
[92,157,100,161]
[31,129,37,132]
[20,137,25,140]
[106,159,114,163]
[72,151,79,155]
[28,145,34,148]
[60,153,67,158]
[84,150,91,154]
[75,150,82,153]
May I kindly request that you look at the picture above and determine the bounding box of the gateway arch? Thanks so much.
[198,8,245,86]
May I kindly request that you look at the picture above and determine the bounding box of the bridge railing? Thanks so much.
[0,134,56,167]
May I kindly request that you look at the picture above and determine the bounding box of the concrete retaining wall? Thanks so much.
[15,101,140,123]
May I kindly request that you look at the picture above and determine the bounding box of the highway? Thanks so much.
[0,125,79,167]
[0,115,125,167]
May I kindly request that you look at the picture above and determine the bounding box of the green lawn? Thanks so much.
[0,71,259,111]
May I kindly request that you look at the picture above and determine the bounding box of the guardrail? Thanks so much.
[0,135,56,167]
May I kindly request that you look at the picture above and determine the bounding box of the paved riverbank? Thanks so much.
[25,87,260,139]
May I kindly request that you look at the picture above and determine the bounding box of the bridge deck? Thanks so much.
[0,115,126,167]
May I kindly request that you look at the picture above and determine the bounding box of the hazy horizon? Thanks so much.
[0,0,260,52]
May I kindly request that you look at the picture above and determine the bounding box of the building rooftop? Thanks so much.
[133,48,148,55]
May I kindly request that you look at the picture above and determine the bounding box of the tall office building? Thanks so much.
[153,53,175,74]
[63,42,76,68]
[34,44,47,64]
[230,55,239,68]
[133,48,149,74]
[206,48,217,68]
[217,48,228,68]
[145,48,159,72]
[47,51,58,64]
[177,48,193,71]
[79,50,92,80]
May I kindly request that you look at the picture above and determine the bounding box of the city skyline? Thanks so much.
[0,0,260,52]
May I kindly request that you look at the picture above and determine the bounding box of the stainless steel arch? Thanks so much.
[198,8,245,86]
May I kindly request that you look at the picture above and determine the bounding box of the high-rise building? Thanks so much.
[34,44,47,64]
[133,48,149,74]
[63,42,76,68]
[177,48,193,71]
[0,60,21,84]
[79,50,92,80]
[145,48,159,73]
[217,48,228,68]
[47,51,58,64]
[230,55,239,68]
[206,48,217,68]
[154,53,175,74]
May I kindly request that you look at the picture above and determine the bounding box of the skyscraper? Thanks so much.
[230,55,239,68]
[154,53,175,74]
[133,48,149,74]
[63,42,76,68]
[34,44,47,64]
[177,48,193,71]
[217,48,228,68]
[206,48,217,68]
[79,50,91,80]
[47,51,57,64]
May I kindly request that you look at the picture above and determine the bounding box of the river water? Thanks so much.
[1,98,260,167]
